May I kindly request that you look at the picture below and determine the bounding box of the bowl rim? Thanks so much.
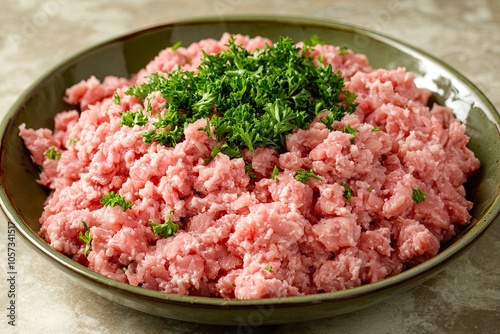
[1,14,499,308]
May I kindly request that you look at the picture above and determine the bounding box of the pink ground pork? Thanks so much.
[19,33,480,299]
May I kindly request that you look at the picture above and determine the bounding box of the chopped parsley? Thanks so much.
[78,221,92,257]
[69,138,79,145]
[340,182,352,201]
[412,188,427,204]
[265,265,273,273]
[100,191,133,211]
[295,168,322,183]
[112,92,121,105]
[344,124,359,143]
[171,40,182,50]
[120,110,149,127]
[344,124,359,136]
[371,127,382,132]
[245,161,256,179]
[124,36,357,157]
[43,146,61,160]
[338,46,350,56]
[149,218,179,238]
[271,165,280,182]
[304,34,326,46]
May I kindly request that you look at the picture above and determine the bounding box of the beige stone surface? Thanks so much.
[0,0,498,333]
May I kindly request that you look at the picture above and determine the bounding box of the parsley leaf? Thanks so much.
[245,161,256,179]
[295,168,322,183]
[112,92,121,105]
[43,146,61,160]
[149,218,179,238]
[412,188,427,204]
[265,265,273,273]
[120,110,148,127]
[100,191,133,211]
[344,124,359,143]
[171,40,182,50]
[338,46,350,56]
[78,221,92,257]
[271,165,280,182]
[340,182,352,201]
[304,34,326,46]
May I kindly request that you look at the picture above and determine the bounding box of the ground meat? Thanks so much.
[19,33,480,299]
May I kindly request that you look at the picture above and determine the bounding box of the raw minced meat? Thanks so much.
[19,33,479,299]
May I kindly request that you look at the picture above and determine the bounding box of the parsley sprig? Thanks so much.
[340,182,352,201]
[78,221,92,257]
[125,36,357,157]
[149,218,179,238]
[100,191,133,211]
[44,146,61,160]
[295,168,322,183]
[412,188,427,204]
[120,110,148,127]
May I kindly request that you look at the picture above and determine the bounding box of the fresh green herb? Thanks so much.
[125,36,357,157]
[152,127,183,146]
[100,191,133,211]
[412,188,427,204]
[344,124,359,143]
[340,182,352,201]
[271,165,280,182]
[295,168,322,183]
[78,221,92,257]
[371,127,382,132]
[145,98,153,114]
[304,34,326,46]
[265,265,273,273]
[121,266,128,274]
[209,145,221,159]
[171,41,182,51]
[120,110,149,127]
[141,130,156,144]
[245,161,256,179]
[343,91,358,114]
[338,46,350,56]
[112,92,121,105]
[141,126,183,147]
[69,138,79,145]
[149,218,179,238]
[344,124,359,135]
[43,146,61,160]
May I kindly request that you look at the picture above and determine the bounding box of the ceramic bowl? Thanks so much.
[1,16,499,326]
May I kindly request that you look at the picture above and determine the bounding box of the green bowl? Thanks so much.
[1,16,499,326]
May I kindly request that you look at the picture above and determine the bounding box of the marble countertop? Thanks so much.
[0,1,499,333]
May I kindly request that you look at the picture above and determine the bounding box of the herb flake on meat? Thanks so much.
[295,168,322,183]
[78,221,92,257]
[271,165,280,182]
[149,218,179,238]
[340,182,352,201]
[43,146,61,160]
[100,191,133,211]
[412,188,427,204]
[120,110,149,127]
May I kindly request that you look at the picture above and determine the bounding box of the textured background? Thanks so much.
[0,0,499,333]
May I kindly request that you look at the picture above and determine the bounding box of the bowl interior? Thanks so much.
[1,16,499,325]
